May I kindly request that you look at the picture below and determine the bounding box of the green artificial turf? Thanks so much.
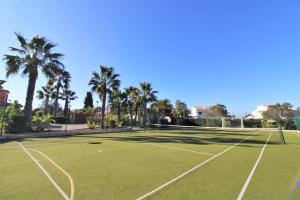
[0,129,299,200]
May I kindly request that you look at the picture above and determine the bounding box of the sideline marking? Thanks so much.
[146,143,215,156]
[236,133,272,200]
[18,142,70,200]
[136,134,255,200]
[29,148,75,200]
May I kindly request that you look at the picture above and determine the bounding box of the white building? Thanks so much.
[246,104,271,119]
[191,106,211,118]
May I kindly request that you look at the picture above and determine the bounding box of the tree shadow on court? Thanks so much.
[73,134,281,147]
[0,138,25,144]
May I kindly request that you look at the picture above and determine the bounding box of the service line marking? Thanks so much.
[136,134,255,200]
[145,143,215,156]
[18,142,70,200]
[236,133,272,200]
[29,148,75,200]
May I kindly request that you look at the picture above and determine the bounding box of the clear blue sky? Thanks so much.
[1,0,300,115]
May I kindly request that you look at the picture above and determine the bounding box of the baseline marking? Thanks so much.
[18,142,70,200]
[29,148,75,200]
[136,134,255,200]
[236,133,272,200]
[145,143,215,156]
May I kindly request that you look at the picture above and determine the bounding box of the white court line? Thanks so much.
[294,133,300,138]
[136,134,255,200]
[18,142,70,200]
[236,133,272,200]
[29,148,75,200]
[145,143,215,156]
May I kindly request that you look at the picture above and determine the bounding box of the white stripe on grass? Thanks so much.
[294,132,300,138]
[236,133,272,200]
[145,143,215,156]
[136,134,255,200]
[18,142,70,200]
[29,148,75,200]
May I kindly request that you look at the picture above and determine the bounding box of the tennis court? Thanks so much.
[1,128,300,200]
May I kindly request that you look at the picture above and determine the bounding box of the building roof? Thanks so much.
[193,106,210,111]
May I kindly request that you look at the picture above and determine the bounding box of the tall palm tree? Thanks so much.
[3,33,64,128]
[89,65,120,129]
[36,80,55,113]
[139,82,158,125]
[60,89,77,117]
[53,69,71,117]
[124,86,140,125]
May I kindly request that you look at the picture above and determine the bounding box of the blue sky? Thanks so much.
[1,0,300,115]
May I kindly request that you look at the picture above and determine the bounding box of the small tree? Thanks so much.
[262,103,295,128]
[172,100,190,124]
[84,92,94,109]
[84,106,98,129]
[210,104,228,117]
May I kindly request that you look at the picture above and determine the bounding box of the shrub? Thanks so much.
[5,115,28,134]
[3,101,27,134]
[31,112,55,132]
[181,118,198,126]
[86,117,96,129]
[53,116,68,124]
[159,118,169,125]
[205,119,222,127]
[108,120,117,128]
[244,119,262,128]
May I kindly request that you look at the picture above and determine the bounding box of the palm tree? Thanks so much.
[109,89,124,124]
[151,99,173,119]
[60,89,77,117]
[3,33,64,128]
[53,69,71,117]
[36,80,55,113]
[89,65,120,129]
[139,82,158,125]
[124,86,140,125]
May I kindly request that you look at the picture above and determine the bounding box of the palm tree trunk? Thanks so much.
[143,103,147,125]
[24,72,37,130]
[129,107,133,125]
[45,95,49,113]
[101,92,106,129]
[117,102,121,124]
[63,97,68,117]
[134,105,138,125]
[53,85,60,117]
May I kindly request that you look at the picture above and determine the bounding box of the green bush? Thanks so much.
[31,112,55,132]
[53,116,68,124]
[3,101,27,134]
[261,120,277,128]
[5,115,28,134]
[205,119,222,127]
[244,119,262,128]
[86,117,96,129]
[108,120,117,128]
[159,118,169,125]
[181,118,198,126]
[224,120,232,127]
